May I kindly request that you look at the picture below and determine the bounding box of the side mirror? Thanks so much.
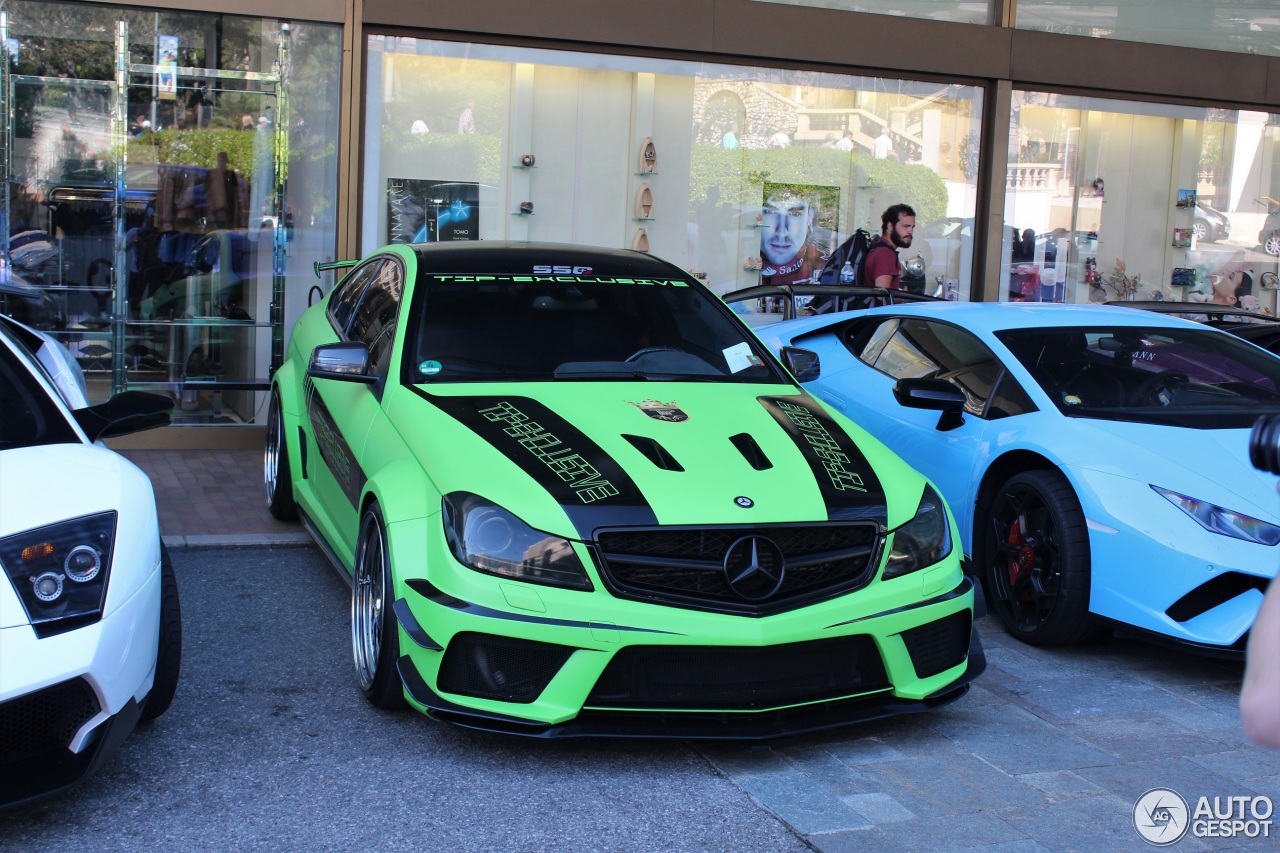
[73,391,173,442]
[307,342,378,385]
[780,346,821,382]
[893,378,966,431]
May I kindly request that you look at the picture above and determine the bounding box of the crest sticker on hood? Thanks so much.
[628,398,688,423]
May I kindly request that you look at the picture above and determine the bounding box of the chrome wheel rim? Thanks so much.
[352,513,386,692]
[1267,234,1280,256]
[264,393,282,507]
[988,484,1062,634]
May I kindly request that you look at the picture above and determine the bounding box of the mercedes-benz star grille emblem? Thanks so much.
[723,535,786,600]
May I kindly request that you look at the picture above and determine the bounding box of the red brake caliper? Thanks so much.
[1005,519,1036,601]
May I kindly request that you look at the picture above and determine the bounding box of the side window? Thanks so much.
[349,259,405,374]
[854,318,1005,418]
[328,259,384,336]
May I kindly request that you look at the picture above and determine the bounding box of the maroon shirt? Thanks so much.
[862,236,901,289]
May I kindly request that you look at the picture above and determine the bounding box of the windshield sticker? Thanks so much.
[419,360,442,376]
[431,274,688,287]
[628,398,688,423]
[723,342,764,374]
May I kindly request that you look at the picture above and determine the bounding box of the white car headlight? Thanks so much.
[883,485,953,580]
[1153,485,1280,546]
[0,511,116,636]
[442,493,593,591]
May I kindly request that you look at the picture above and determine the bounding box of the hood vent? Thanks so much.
[621,434,684,472]
[730,432,773,471]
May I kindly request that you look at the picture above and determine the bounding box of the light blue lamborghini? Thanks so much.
[759,302,1280,656]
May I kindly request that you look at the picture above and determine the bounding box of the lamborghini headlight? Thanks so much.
[0,511,116,637]
[1153,485,1280,546]
[883,486,952,580]
[442,493,593,591]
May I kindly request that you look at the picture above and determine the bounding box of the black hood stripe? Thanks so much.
[409,388,658,537]
[758,394,888,524]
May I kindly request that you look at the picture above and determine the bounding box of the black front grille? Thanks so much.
[595,523,882,615]
[585,635,889,710]
[436,632,574,704]
[0,678,100,765]
[900,611,971,679]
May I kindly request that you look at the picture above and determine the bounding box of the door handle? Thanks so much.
[820,393,846,412]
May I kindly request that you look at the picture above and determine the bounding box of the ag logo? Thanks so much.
[628,398,688,423]
[533,265,593,275]
[1133,788,1190,845]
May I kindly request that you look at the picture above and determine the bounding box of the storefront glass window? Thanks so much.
[1,2,340,424]
[747,0,995,26]
[1016,1,1280,58]
[364,37,983,303]
[1003,91,1280,310]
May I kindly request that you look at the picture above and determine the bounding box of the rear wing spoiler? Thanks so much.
[313,259,359,278]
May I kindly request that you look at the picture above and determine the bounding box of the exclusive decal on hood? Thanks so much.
[411,389,658,536]
[759,395,887,523]
[628,398,688,423]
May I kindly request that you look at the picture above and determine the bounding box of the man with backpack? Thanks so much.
[864,203,916,290]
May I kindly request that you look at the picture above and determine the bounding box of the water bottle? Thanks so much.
[839,260,855,284]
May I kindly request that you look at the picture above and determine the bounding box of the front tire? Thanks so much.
[265,388,299,521]
[980,470,1100,646]
[140,542,182,722]
[352,502,406,709]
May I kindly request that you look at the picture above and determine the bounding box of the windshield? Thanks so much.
[406,272,785,384]
[0,334,79,450]
[998,325,1280,428]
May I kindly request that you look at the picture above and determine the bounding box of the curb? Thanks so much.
[163,532,314,550]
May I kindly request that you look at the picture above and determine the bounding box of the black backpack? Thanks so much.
[808,230,894,314]
[820,228,894,287]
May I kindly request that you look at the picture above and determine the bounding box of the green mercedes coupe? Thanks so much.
[266,241,983,737]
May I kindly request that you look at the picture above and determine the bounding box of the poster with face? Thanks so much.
[386,179,480,244]
[759,182,839,286]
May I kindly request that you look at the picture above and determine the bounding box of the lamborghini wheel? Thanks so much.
[140,542,182,722]
[980,470,1101,646]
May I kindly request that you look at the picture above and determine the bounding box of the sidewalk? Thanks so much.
[119,447,311,548]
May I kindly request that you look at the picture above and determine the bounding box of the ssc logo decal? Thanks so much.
[628,398,688,423]
[735,496,754,508]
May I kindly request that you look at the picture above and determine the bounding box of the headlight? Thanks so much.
[1153,486,1280,546]
[0,511,116,637]
[442,493,593,591]
[883,486,952,580]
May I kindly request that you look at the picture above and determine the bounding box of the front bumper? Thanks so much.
[0,681,142,809]
[1073,466,1274,653]
[0,558,160,807]
[391,513,983,738]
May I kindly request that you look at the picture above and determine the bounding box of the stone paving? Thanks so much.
[124,446,1280,850]
[698,619,1278,851]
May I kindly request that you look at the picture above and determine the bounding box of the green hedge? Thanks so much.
[689,145,947,228]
